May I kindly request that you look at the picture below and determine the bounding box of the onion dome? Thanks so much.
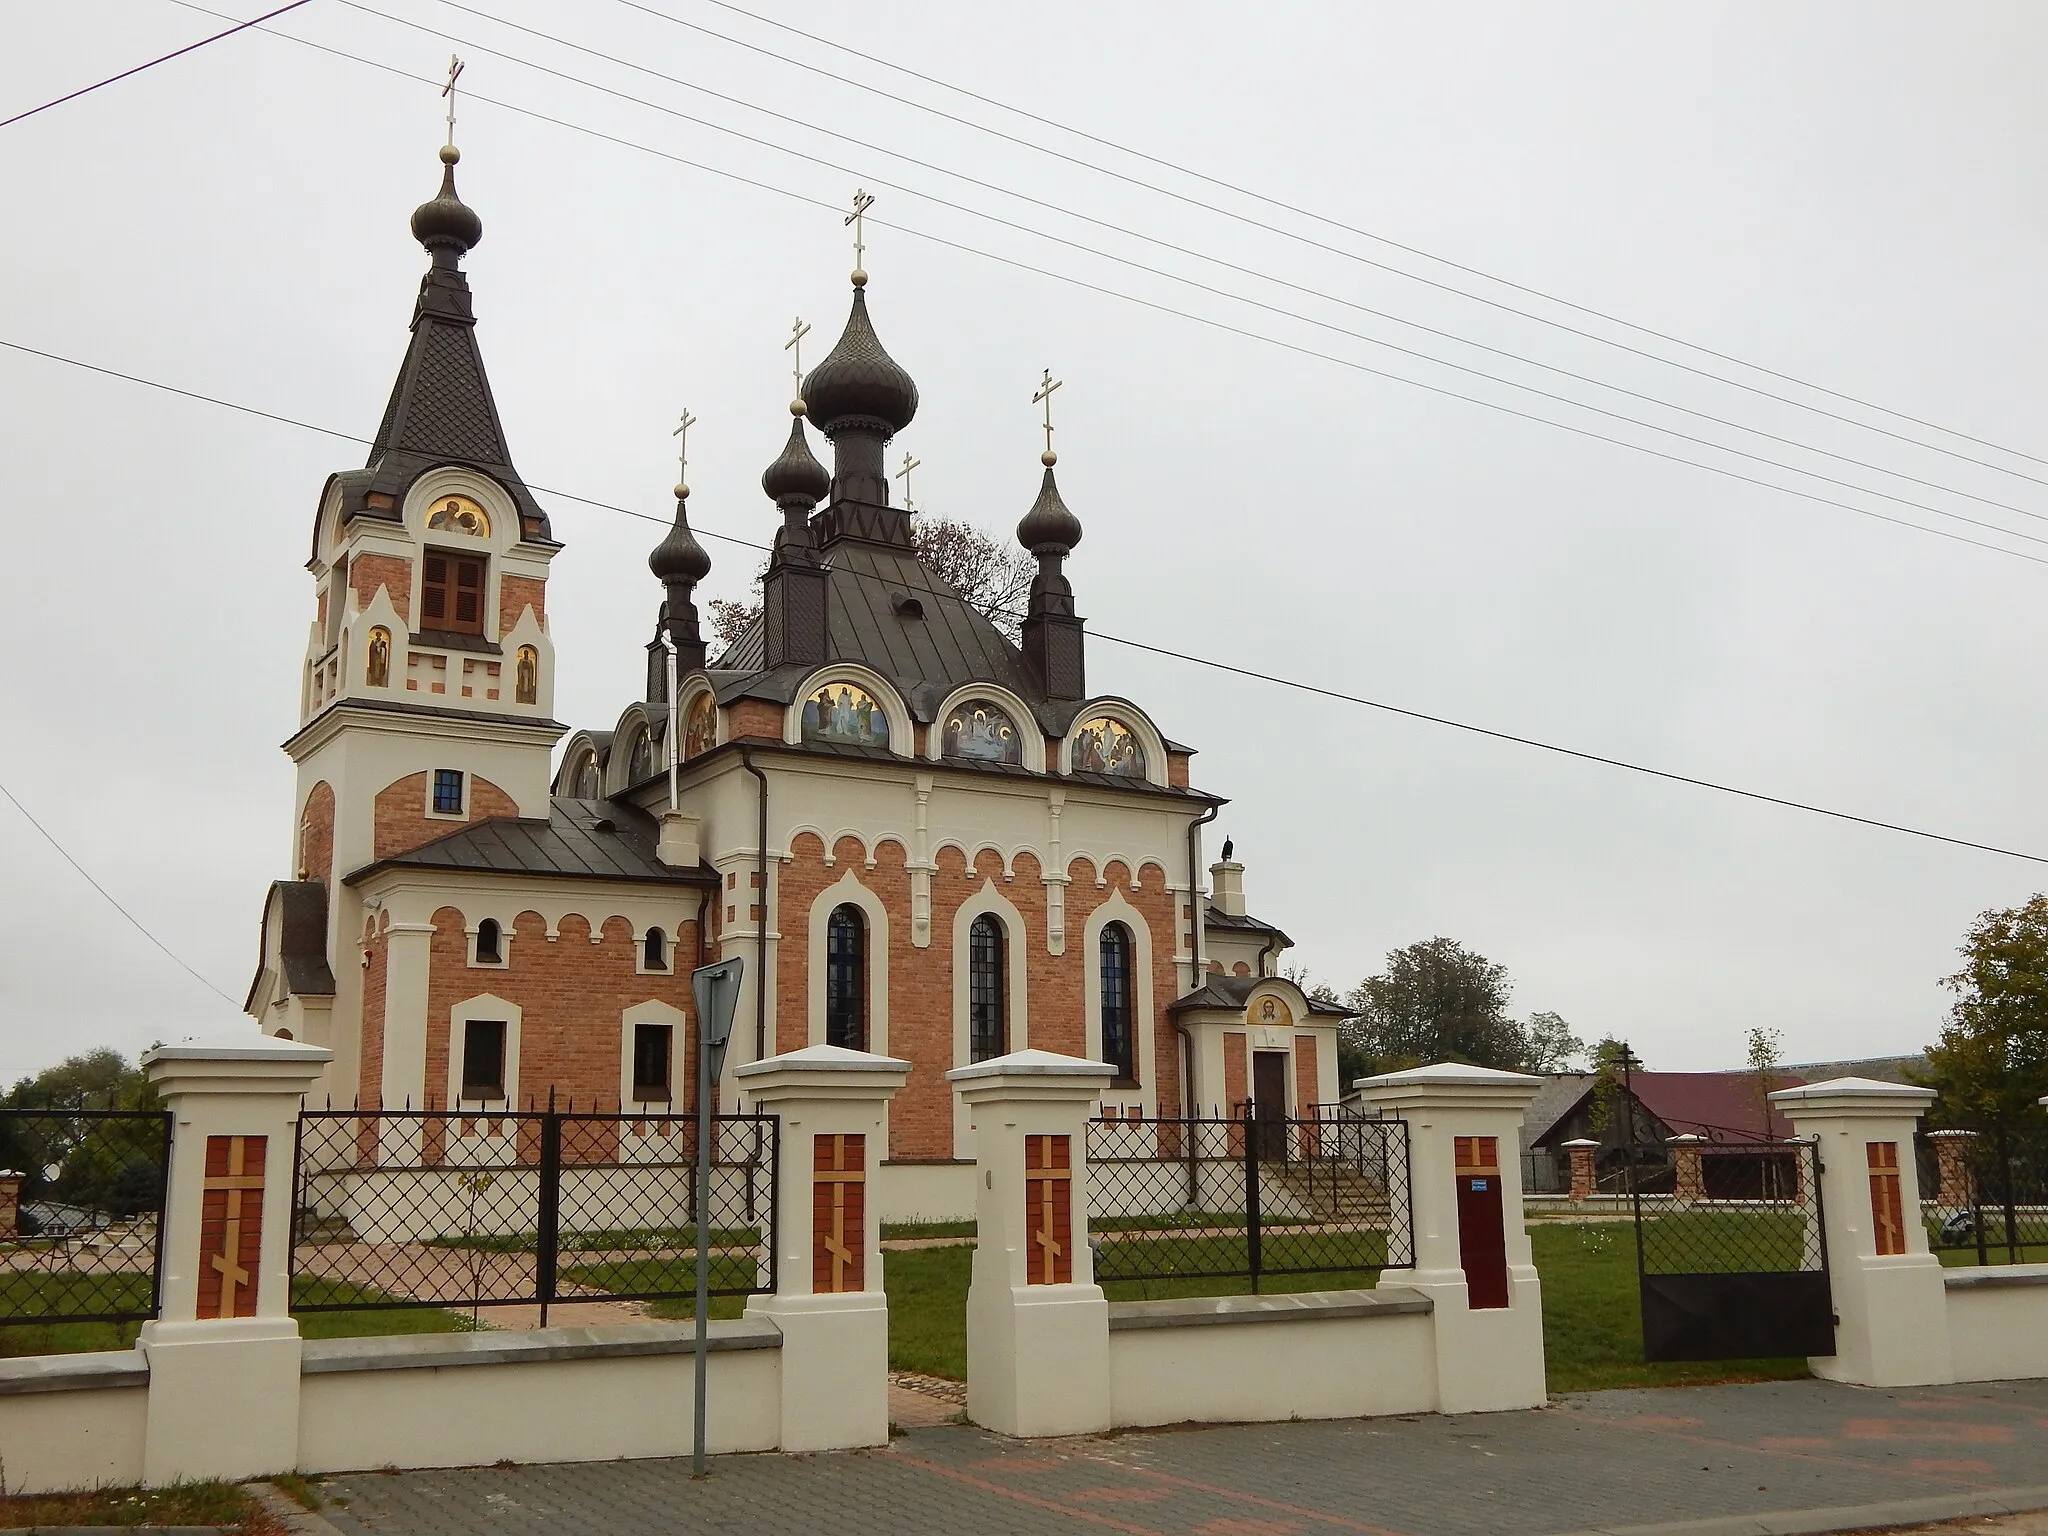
[1017,465,1083,554]
[801,288,918,438]
[762,408,831,507]
[649,492,711,584]
[410,145,483,257]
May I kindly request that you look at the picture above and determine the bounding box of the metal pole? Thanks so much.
[692,1032,712,1477]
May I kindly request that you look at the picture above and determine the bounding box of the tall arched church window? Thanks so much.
[627,728,654,784]
[1072,717,1146,778]
[969,914,1007,1062]
[572,751,601,799]
[1100,922,1136,1083]
[801,682,891,749]
[942,699,1021,764]
[366,626,391,688]
[514,645,538,705]
[825,904,866,1051]
[684,692,717,760]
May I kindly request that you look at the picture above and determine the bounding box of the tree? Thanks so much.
[1586,1036,1641,1137]
[706,516,1033,651]
[1523,1011,1587,1073]
[1340,938,1521,1077]
[1920,895,2048,1125]
[1745,1025,1785,1138]
[0,1048,164,1222]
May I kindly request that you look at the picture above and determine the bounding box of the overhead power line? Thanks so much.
[0,779,241,1005]
[5,334,2047,870]
[668,0,2048,481]
[358,0,2048,538]
[0,0,316,130]
[150,4,2048,568]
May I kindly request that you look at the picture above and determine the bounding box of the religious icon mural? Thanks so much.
[801,682,891,749]
[942,699,1021,764]
[1249,996,1293,1030]
[683,691,717,760]
[514,645,538,705]
[1070,716,1145,777]
[427,494,491,537]
[365,626,391,688]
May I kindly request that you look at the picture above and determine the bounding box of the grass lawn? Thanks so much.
[0,1480,283,1532]
[0,1276,472,1357]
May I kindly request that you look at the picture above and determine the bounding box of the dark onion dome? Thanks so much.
[800,288,918,438]
[1017,465,1083,554]
[649,494,712,583]
[410,145,483,256]
[762,408,831,505]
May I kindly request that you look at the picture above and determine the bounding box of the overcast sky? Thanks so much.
[4,0,2047,1083]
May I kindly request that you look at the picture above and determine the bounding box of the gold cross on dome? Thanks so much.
[894,452,921,511]
[846,188,875,275]
[1033,369,1064,461]
[441,56,465,149]
[784,316,810,397]
[672,409,697,488]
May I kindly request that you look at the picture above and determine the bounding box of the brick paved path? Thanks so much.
[312,1377,2048,1536]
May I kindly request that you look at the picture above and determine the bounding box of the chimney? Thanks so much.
[1209,857,1245,918]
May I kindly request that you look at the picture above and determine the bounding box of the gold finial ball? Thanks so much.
[1041,449,1057,467]
[674,482,690,500]
[440,143,461,165]
[850,268,868,288]
[790,398,807,417]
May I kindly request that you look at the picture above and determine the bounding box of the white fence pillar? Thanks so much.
[734,1043,909,1452]
[1358,1063,1546,1413]
[949,1049,1114,1437]
[139,1033,331,1484]
[1772,1076,1953,1387]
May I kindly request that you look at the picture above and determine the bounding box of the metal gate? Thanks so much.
[1631,1137,1834,1362]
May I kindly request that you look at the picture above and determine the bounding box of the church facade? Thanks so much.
[244,143,1343,1218]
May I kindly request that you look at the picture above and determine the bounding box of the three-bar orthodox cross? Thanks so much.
[1033,368,1063,463]
[895,452,921,512]
[206,1136,267,1316]
[846,188,875,276]
[785,316,811,402]
[672,409,697,493]
[441,56,465,149]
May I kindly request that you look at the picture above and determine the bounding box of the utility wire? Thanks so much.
[6,336,2047,870]
[363,0,2048,535]
[0,0,316,129]
[153,4,2048,564]
[670,0,2048,482]
[0,780,241,1005]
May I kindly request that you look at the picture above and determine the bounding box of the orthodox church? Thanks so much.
[244,139,1344,1217]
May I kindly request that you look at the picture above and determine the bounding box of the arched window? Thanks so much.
[476,918,503,965]
[572,751,601,799]
[627,728,653,784]
[1100,922,1136,1083]
[644,926,667,971]
[825,905,866,1050]
[969,914,1006,1062]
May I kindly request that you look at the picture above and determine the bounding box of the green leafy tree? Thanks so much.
[0,1048,164,1219]
[1745,1025,1785,1137]
[1522,1011,1587,1073]
[1341,938,1522,1076]
[1920,895,2048,1124]
[1586,1037,1641,1137]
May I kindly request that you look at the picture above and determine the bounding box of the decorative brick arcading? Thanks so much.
[372,772,519,860]
[421,906,702,1112]
[498,575,546,636]
[350,553,414,620]
[298,780,335,885]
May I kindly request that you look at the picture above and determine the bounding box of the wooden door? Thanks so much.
[1251,1051,1289,1161]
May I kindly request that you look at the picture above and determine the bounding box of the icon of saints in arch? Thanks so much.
[1071,716,1145,777]
[942,699,1020,764]
[801,681,890,748]
[427,495,491,537]
[365,626,391,688]
[514,644,538,705]
[683,691,717,760]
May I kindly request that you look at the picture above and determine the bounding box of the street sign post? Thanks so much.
[689,957,743,1477]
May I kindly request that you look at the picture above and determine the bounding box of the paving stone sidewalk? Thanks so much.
[309,1377,2048,1536]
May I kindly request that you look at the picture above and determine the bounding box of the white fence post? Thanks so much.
[734,1043,909,1452]
[1772,1077,1953,1386]
[1357,1063,1546,1413]
[138,1033,331,1484]
[949,1048,1114,1437]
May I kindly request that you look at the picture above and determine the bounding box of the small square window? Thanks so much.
[432,769,465,815]
[632,1023,673,1101]
[461,1019,506,1100]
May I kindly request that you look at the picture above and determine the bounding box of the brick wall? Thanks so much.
[1294,1034,1319,1115]
[498,575,545,635]
[1166,752,1190,789]
[726,699,783,740]
[1066,857,1181,1118]
[350,554,413,619]
[372,772,519,860]
[1222,1031,1246,1117]
[298,780,335,885]
[358,912,388,1105]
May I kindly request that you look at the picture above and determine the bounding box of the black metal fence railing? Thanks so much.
[0,1107,173,1326]
[1085,1108,1412,1292]
[292,1109,778,1321]
[1918,1123,2048,1265]
[1630,1139,1827,1276]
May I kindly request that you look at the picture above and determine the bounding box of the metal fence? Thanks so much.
[292,1108,778,1322]
[1629,1139,1827,1277]
[1085,1107,1412,1292]
[1919,1123,2048,1265]
[0,1107,172,1326]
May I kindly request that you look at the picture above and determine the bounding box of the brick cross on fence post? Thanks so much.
[198,1134,267,1319]
[811,1133,866,1293]
[1025,1134,1072,1285]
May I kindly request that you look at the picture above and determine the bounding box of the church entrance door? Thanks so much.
[1251,1051,1289,1162]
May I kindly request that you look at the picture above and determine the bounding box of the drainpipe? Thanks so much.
[1178,804,1219,1204]
[740,747,770,1063]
